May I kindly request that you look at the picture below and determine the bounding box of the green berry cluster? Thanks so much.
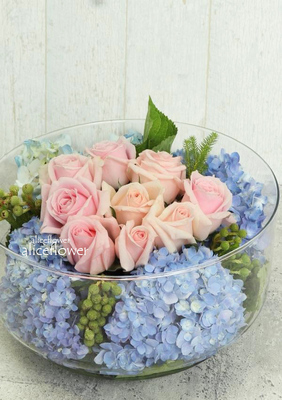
[77,281,122,348]
[222,253,260,281]
[0,184,41,230]
[211,224,247,256]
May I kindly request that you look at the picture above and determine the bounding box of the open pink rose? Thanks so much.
[115,220,156,272]
[39,153,104,189]
[60,215,120,274]
[110,180,164,226]
[127,150,186,204]
[144,201,212,253]
[182,171,235,233]
[40,176,110,235]
[86,137,136,189]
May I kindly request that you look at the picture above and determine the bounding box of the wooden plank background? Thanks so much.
[0,0,281,181]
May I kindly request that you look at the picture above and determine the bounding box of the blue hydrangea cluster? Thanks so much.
[15,134,73,196]
[0,217,88,362]
[124,129,143,145]
[8,217,73,271]
[94,246,246,374]
[206,149,267,239]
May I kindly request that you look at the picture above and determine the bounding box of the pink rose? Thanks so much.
[39,153,104,188]
[127,150,186,204]
[40,176,110,234]
[110,180,164,226]
[144,201,211,253]
[115,220,156,272]
[182,171,235,232]
[86,137,136,189]
[60,216,120,274]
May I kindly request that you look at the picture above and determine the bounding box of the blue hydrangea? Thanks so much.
[0,257,88,362]
[8,217,73,272]
[94,246,246,374]
[124,130,143,145]
[15,135,73,196]
[0,217,88,362]
[206,149,267,239]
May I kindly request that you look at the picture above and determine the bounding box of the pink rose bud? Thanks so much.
[127,149,186,204]
[40,176,110,235]
[143,201,211,253]
[182,171,235,233]
[115,220,156,272]
[109,180,165,226]
[39,153,104,189]
[86,137,136,189]
[60,215,120,274]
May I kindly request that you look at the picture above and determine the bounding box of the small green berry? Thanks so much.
[1,209,9,219]
[22,184,34,195]
[102,282,111,292]
[87,310,99,321]
[238,229,247,238]
[82,299,93,311]
[77,323,84,331]
[252,259,260,269]
[97,317,106,327]
[220,228,229,237]
[10,196,20,206]
[234,236,242,245]
[230,223,239,232]
[84,329,95,341]
[220,241,230,251]
[241,254,251,265]
[108,298,116,307]
[93,303,102,311]
[102,304,112,315]
[101,296,109,305]
[0,189,5,198]
[35,199,42,208]
[84,339,95,347]
[89,321,100,332]
[91,294,102,304]
[9,185,19,195]
[89,284,100,295]
[111,285,122,296]
[13,205,23,217]
[240,267,251,280]
[79,316,89,326]
[95,333,104,344]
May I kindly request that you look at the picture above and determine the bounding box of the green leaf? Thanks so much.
[183,132,218,177]
[152,135,175,153]
[136,97,177,155]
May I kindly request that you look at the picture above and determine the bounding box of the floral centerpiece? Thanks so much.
[0,98,277,378]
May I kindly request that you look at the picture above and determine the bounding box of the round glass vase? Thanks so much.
[0,120,279,379]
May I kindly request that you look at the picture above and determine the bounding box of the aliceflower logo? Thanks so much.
[21,235,88,257]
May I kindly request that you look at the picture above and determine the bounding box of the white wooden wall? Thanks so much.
[1,0,282,181]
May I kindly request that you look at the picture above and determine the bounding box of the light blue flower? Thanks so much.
[95,246,246,374]
[206,149,267,240]
[124,130,143,145]
[14,135,73,196]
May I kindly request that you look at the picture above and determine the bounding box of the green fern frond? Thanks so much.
[183,132,218,177]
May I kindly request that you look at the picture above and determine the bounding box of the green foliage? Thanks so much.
[184,132,218,177]
[135,97,178,155]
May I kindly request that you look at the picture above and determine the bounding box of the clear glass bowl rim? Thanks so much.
[0,119,279,281]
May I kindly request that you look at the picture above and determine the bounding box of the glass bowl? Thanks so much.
[0,120,279,379]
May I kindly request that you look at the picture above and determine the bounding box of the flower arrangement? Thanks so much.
[0,98,272,377]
